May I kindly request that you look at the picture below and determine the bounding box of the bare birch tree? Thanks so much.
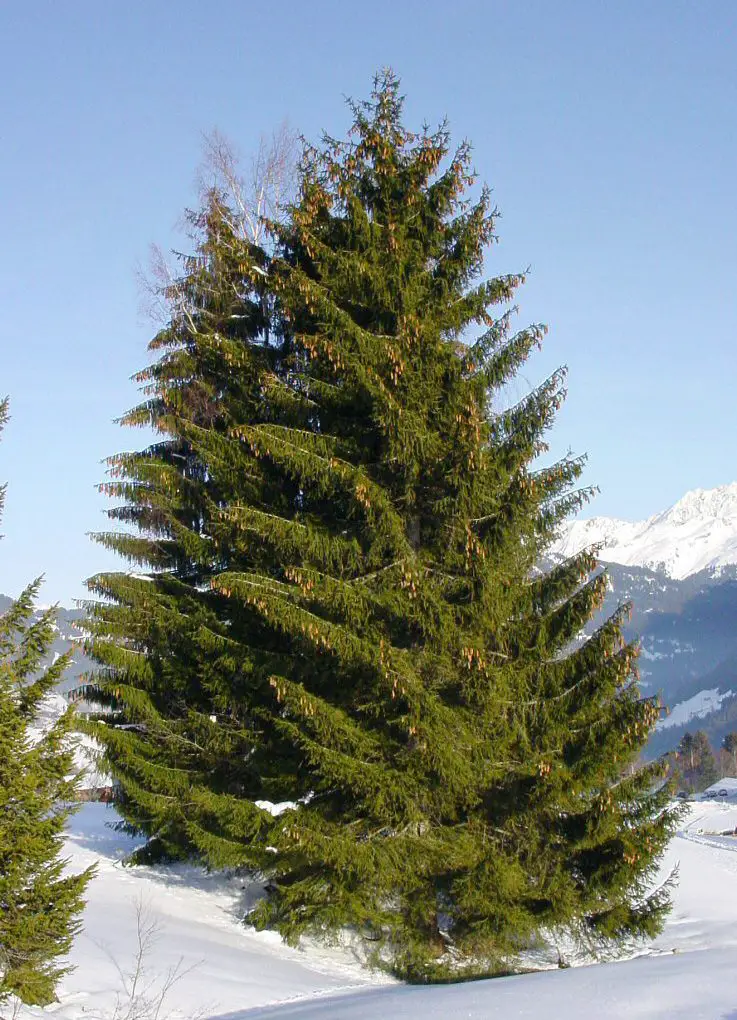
[137,122,298,326]
[199,122,298,246]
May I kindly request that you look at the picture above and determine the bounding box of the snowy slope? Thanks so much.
[14,802,737,1020]
[241,951,737,1019]
[656,687,735,730]
[552,481,737,579]
[16,805,389,1020]
[26,692,110,789]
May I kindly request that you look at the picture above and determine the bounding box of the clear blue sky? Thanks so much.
[1,1,736,605]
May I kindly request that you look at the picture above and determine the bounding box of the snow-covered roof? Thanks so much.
[703,777,737,794]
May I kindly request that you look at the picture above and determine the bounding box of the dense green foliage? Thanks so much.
[723,731,737,766]
[670,730,719,792]
[0,399,94,1008]
[85,74,680,980]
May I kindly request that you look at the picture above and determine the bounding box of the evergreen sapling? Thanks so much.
[0,398,94,1009]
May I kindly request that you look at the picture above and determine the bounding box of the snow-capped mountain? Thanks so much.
[552,482,737,580]
[547,484,737,755]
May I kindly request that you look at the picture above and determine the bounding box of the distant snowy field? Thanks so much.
[17,801,737,1020]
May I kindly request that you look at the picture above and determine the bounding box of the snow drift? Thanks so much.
[14,800,737,1020]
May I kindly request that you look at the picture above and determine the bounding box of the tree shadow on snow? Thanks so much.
[67,803,270,927]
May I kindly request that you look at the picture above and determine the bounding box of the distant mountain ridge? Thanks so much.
[0,593,89,697]
[551,482,737,579]
[549,482,737,757]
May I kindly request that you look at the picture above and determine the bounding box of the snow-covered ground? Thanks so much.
[16,805,388,1020]
[16,800,737,1020]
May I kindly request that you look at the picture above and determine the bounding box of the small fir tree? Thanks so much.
[692,731,718,790]
[722,732,737,771]
[0,398,94,1008]
[87,74,680,980]
[678,731,697,772]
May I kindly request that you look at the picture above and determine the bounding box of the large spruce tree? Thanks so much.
[87,74,679,980]
[0,399,94,1008]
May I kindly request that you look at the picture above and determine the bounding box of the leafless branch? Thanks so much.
[135,243,179,326]
[199,123,298,245]
[87,894,205,1020]
[137,123,298,328]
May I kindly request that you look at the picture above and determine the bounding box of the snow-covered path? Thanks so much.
[16,801,737,1020]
